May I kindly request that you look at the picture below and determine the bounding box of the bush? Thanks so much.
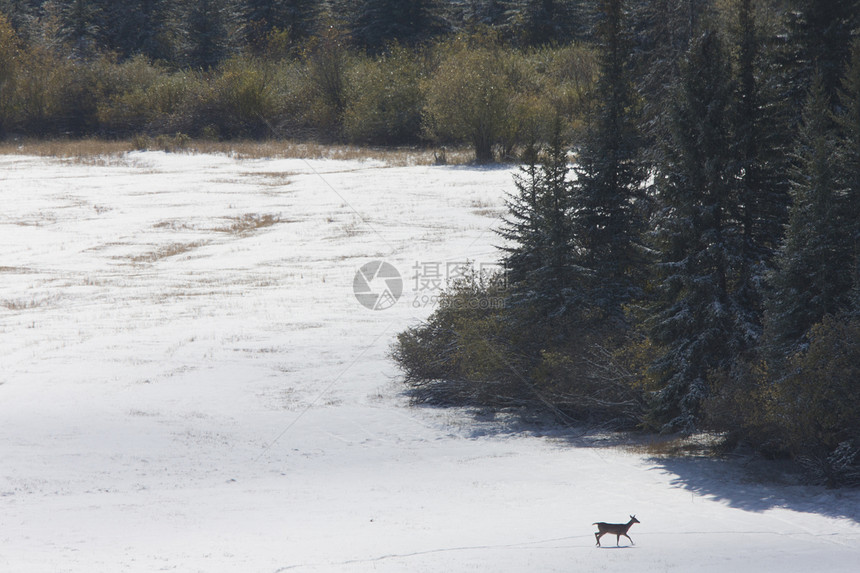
[423,35,596,162]
[210,56,279,138]
[343,45,425,144]
[0,12,20,134]
[96,56,170,134]
[300,26,354,139]
[533,325,644,427]
[423,35,512,163]
[760,315,860,486]
[391,267,521,406]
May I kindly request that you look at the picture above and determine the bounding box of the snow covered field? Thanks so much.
[1,151,859,572]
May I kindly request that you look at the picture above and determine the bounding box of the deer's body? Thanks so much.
[593,515,639,547]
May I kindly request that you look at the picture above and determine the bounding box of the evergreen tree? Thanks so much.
[782,0,859,113]
[55,0,102,57]
[460,0,507,30]
[648,31,750,431]
[498,129,579,317]
[838,40,860,317]
[174,0,243,69]
[765,75,854,351]
[629,0,710,158]
[507,0,588,46]
[0,0,42,42]
[728,0,790,328]
[498,144,543,287]
[343,0,448,53]
[101,0,171,60]
[244,0,318,43]
[573,0,646,319]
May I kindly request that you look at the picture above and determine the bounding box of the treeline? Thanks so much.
[0,1,596,156]
[393,0,860,487]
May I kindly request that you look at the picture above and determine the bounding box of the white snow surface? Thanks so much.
[1,152,859,572]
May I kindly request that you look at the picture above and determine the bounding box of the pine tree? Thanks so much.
[460,0,507,30]
[174,0,243,69]
[838,40,860,317]
[498,128,579,317]
[55,0,102,57]
[343,0,448,53]
[101,0,171,60]
[728,0,790,330]
[498,144,543,287]
[0,1,42,42]
[629,0,710,157]
[765,75,854,351]
[507,0,588,46]
[244,0,319,42]
[572,0,646,319]
[648,31,750,431]
[781,0,860,121]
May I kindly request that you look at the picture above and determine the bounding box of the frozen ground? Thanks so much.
[1,152,859,572]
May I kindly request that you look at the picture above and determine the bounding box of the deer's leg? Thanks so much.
[624,533,634,545]
[616,534,621,546]
[595,532,603,546]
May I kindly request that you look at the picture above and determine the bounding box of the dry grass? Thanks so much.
[131,241,208,263]
[216,213,283,234]
[0,138,476,166]
[0,138,135,158]
[2,295,59,310]
[623,433,728,458]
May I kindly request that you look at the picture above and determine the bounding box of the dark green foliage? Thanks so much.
[508,0,589,46]
[837,40,860,318]
[498,128,579,318]
[760,315,860,487]
[629,0,710,156]
[55,0,101,57]
[573,0,646,318]
[341,0,449,53]
[100,0,172,60]
[647,31,751,431]
[730,0,790,292]
[782,0,859,113]
[244,0,318,41]
[174,0,243,69]
[764,75,854,352]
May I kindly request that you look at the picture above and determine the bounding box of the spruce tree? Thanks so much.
[508,0,588,46]
[101,0,171,60]
[728,0,790,330]
[244,0,319,41]
[838,40,860,317]
[573,0,646,319]
[56,0,102,57]
[343,0,448,53]
[765,75,854,351]
[784,0,859,107]
[174,0,243,69]
[629,0,710,157]
[648,31,749,431]
[498,128,578,318]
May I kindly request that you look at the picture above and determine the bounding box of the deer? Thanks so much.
[593,515,640,547]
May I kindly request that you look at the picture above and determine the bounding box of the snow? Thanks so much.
[1,151,859,572]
